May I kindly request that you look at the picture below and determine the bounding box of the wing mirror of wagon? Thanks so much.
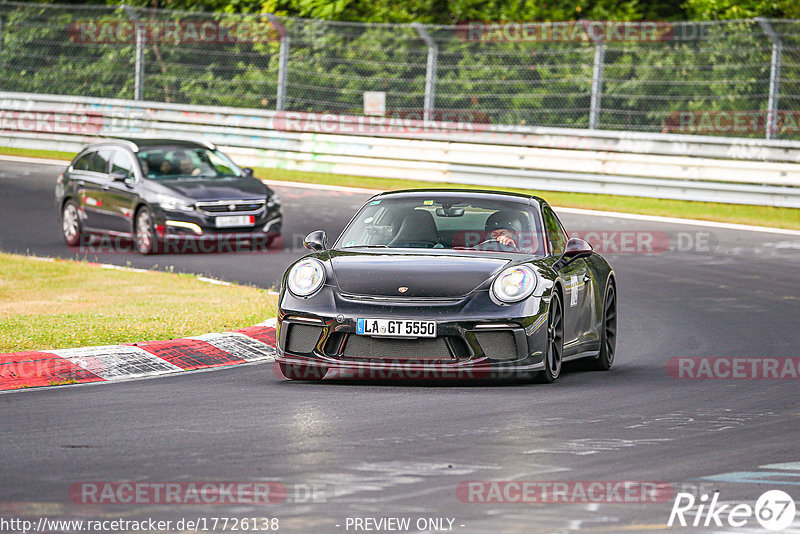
[303,230,328,252]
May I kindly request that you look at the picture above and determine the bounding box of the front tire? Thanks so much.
[61,200,82,246]
[536,292,564,383]
[589,282,616,371]
[134,207,158,255]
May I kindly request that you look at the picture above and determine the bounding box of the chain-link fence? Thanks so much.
[1,1,800,139]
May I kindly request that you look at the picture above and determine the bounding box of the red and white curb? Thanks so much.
[0,319,277,391]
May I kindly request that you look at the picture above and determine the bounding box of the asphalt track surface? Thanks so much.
[2,160,800,533]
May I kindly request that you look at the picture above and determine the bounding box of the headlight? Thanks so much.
[267,193,280,207]
[287,258,325,297]
[492,265,537,303]
[156,194,194,211]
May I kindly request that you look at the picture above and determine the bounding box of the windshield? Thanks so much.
[336,195,545,255]
[137,146,243,179]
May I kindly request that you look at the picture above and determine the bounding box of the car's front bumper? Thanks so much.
[275,288,550,380]
[151,203,282,251]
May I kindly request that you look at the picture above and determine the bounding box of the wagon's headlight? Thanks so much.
[156,194,194,211]
[492,265,537,303]
[287,258,325,297]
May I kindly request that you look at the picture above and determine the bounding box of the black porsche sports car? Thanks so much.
[276,190,616,382]
[55,138,282,254]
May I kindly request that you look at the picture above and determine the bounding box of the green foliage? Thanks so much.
[1,2,798,138]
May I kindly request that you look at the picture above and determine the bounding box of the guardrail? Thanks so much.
[2,91,800,207]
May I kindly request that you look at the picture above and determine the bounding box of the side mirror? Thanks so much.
[110,171,129,182]
[242,167,254,177]
[303,230,328,252]
[563,237,593,259]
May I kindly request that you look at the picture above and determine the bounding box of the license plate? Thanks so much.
[356,318,436,338]
[215,215,255,228]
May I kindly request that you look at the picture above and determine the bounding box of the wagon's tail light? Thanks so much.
[287,258,325,297]
[492,265,537,303]
[56,174,64,185]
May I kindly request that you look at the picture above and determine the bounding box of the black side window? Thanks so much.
[542,204,567,256]
[110,150,134,179]
[87,150,111,174]
[73,152,92,171]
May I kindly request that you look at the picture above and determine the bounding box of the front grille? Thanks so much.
[285,324,323,353]
[196,200,265,214]
[475,331,518,360]
[341,335,454,361]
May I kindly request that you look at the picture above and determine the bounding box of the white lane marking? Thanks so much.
[51,345,182,380]
[761,462,800,471]
[190,332,276,362]
[195,276,233,286]
[555,206,800,236]
[0,154,69,166]
[100,263,148,274]
[257,317,278,328]
[3,154,796,235]
[261,178,378,194]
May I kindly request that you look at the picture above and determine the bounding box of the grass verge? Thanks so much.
[0,252,276,353]
[2,146,798,230]
[0,146,76,161]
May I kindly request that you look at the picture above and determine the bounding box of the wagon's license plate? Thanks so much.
[215,215,255,228]
[356,318,436,338]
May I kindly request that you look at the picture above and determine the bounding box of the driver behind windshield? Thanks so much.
[476,209,526,251]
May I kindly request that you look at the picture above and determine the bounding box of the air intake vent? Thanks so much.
[475,331,518,360]
[285,324,323,353]
[342,335,453,361]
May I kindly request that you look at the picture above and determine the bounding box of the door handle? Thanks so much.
[583,273,591,283]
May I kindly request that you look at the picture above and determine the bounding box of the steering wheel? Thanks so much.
[474,238,518,252]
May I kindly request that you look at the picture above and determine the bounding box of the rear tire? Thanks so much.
[589,282,616,371]
[134,207,159,255]
[61,200,82,246]
[536,292,564,383]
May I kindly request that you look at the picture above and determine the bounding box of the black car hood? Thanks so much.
[155,176,267,201]
[329,250,512,298]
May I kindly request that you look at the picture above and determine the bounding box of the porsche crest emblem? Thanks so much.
[398,287,408,293]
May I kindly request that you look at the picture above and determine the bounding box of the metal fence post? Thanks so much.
[414,23,438,121]
[276,35,289,111]
[589,40,605,130]
[123,5,145,101]
[757,18,782,140]
[134,26,145,101]
[266,14,289,112]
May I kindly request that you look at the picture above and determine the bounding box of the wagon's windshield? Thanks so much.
[336,195,545,255]
[137,146,243,179]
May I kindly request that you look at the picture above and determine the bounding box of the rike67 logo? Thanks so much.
[668,490,796,531]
